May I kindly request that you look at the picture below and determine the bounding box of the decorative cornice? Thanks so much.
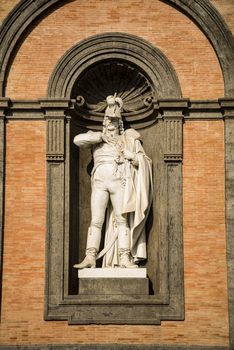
[7,100,43,119]
[187,100,223,120]
[0,98,234,122]
[40,98,71,114]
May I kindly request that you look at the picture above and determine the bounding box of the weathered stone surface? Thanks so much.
[223,101,234,348]
[79,278,149,295]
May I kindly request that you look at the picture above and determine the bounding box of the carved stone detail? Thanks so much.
[46,118,65,161]
[164,118,183,161]
[159,100,187,162]
[40,99,70,162]
[73,61,155,123]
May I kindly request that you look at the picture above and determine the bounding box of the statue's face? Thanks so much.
[106,117,120,132]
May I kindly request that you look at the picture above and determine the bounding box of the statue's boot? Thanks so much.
[118,227,138,268]
[73,247,97,269]
[118,248,138,268]
[73,226,101,269]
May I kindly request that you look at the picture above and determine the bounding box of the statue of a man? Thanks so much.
[73,95,153,269]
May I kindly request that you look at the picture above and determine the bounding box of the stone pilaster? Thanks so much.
[0,97,10,313]
[40,99,70,308]
[220,98,234,348]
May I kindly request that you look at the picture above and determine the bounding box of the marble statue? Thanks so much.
[73,94,153,269]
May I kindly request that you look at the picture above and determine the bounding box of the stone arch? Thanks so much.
[0,0,233,96]
[47,32,181,99]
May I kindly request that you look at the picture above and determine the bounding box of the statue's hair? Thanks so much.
[118,119,124,135]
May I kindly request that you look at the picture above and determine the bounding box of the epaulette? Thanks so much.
[125,128,141,140]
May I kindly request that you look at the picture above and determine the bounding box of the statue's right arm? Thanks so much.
[73,131,103,148]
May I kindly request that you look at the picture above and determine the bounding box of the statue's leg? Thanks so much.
[110,189,138,268]
[74,186,109,269]
[88,186,109,250]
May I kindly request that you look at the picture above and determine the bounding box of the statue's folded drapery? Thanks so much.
[102,129,153,267]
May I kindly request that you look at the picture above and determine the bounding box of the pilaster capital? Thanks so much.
[0,98,10,119]
[40,98,71,119]
[40,99,71,162]
[219,98,234,119]
[158,99,187,162]
[158,98,189,119]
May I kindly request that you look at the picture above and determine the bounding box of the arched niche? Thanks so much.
[41,33,186,324]
[47,32,181,100]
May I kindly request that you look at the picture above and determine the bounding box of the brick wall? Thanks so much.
[6,0,224,99]
[0,1,233,34]
[1,119,228,346]
[0,0,231,347]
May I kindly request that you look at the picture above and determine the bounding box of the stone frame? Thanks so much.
[40,33,185,324]
[0,0,233,346]
[0,98,232,324]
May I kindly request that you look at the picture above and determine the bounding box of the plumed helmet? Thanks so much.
[105,93,123,119]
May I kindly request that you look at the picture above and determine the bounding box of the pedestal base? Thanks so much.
[78,268,149,295]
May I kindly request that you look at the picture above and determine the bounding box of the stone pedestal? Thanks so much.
[78,268,149,295]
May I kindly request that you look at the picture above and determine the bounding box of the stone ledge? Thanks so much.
[77,267,147,278]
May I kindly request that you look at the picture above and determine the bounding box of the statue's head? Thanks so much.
[103,94,124,134]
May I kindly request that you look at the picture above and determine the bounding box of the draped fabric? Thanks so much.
[102,129,153,267]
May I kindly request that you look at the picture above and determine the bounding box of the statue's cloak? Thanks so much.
[102,129,153,267]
